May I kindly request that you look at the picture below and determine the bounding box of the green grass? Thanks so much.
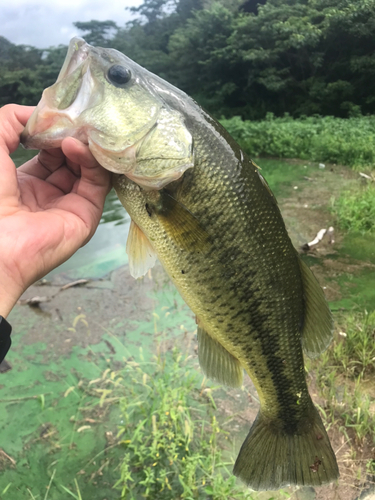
[310,310,375,449]
[331,185,375,234]
[220,114,375,170]
[332,311,375,378]
[115,349,255,500]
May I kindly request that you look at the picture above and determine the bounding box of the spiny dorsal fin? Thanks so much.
[299,257,333,358]
[197,323,243,388]
[126,220,157,279]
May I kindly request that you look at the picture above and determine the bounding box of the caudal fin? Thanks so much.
[233,406,339,491]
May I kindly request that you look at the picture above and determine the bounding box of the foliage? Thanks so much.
[73,21,119,47]
[331,185,375,233]
[0,36,67,107]
[221,114,375,169]
[2,0,375,120]
[115,350,253,500]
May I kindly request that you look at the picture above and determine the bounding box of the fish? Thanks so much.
[21,37,339,491]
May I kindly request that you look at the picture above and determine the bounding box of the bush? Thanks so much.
[220,114,375,170]
[331,185,375,233]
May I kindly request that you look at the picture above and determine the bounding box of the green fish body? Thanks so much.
[113,118,338,491]
[21,37,339,490]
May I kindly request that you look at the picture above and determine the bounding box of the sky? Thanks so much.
[1,0,143,48]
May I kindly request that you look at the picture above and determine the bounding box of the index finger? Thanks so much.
[0,105,35,198]
[0,104,35,155]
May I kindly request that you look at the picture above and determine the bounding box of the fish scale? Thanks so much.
[21,36,339,491]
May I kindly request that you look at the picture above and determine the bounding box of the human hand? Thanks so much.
[0,104,111,317]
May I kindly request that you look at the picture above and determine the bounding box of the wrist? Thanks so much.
[0,270,25,318]
[0,297,18,318]
[0,292,20,318]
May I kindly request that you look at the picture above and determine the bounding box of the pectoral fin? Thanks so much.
[126,220,157,279]
[299,258,333,358]
[156,191,211,254]
[197,323,243,388]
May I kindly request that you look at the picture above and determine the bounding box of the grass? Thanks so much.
[21,348,260,500]
[308,310,375,481]
[220,114,375,170]
[332,311,375,379]
[115,317,375,496]
[114,349,254,500]
[16,310,375,498]
[331,185,375,234]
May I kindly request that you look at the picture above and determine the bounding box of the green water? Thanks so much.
[1,276,197,498]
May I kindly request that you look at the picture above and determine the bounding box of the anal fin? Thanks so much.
[126,220,157,279]
[197,323,243,388]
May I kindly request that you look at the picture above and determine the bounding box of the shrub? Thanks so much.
[331,185,375,233]
[220,115,375,170]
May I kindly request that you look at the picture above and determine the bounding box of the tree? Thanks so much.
[74,20,119,46]
[2,0,375,118]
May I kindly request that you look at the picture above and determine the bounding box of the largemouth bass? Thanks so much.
[21,37,339,490]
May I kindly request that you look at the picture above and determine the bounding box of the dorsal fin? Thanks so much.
[299,258,333,358]
[126,220,157,279]
[197,323,243,388]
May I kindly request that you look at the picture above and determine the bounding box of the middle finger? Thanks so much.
[18,148,80,179]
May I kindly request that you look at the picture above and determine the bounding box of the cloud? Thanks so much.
[1,0,143,48]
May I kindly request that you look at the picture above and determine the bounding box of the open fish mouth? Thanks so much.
[20,37,161,158]
[21,38,97,149]
[57,38,89,83]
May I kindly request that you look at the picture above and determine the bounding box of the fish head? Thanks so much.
[21,37,194,189]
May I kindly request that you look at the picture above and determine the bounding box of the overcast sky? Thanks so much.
[1,0,143,48]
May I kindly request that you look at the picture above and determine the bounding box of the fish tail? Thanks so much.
[233,405,339,490]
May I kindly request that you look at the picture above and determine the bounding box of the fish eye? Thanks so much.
[107,65,132,86]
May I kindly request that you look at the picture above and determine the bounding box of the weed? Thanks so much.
[311,310,375,448]
[220,115,375,170]
[115,349,254,500]
[366,459,375,476]
[341,379,375,445]
[60,479,83,500]
[331,186,375,234]
[333,311,375,379]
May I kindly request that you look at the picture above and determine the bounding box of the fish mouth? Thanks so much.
[21,38,96,149]
[57,38,89,83]
[21,37,160,155]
